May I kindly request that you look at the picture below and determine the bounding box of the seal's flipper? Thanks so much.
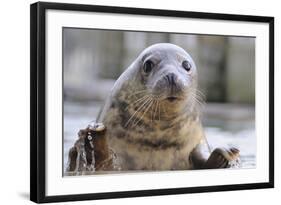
[203,147,240,169]
[66,122,113,175]
[190,144,240,169]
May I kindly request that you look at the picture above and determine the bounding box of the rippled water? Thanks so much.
[63,101,255,172]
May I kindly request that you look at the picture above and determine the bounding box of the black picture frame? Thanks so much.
[30,1,274,203]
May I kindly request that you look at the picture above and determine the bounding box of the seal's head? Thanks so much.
[110,43,199,125]
[134,43,198,111]
[139,43,197,99]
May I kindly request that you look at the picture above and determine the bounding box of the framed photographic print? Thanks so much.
[30,1,274,203]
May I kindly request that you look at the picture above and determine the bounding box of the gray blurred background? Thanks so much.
[63,28,255,170]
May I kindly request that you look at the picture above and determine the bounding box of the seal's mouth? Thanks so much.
[166,96,179,102]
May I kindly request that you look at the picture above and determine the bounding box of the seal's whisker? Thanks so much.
[185,93,196,109]
[153,100,158,121]
[130,94,149,105]
[132,99,154,127]
[189,92,197,106]
[125,98,151,128]
[154,100,160,121]
[125,97,152,127]
[154,100,159,121]
[190,91,204,102]
[125,95,150,111]
[195,93,205,106]
[190,92,205,108]
[128,97,152,125]
[196,89,206,98]
[158,100,161,121]
[150,100,157,123]
[191,91,205,105]
[194,93,205,104]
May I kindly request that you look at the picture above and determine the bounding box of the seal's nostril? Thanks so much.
[165,73,177,86]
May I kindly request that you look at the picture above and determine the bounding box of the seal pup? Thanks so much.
[95,43,239,171]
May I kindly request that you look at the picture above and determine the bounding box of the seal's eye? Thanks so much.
[143,60,154,73]
[182,60,192,73]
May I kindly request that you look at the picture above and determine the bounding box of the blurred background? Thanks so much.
[63,28,255,171]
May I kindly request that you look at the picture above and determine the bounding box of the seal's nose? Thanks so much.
[165,73,177,86]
